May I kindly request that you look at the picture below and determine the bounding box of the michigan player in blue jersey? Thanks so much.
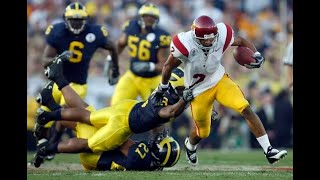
[43,1,119,106]
[35,2,120,160]
[35,121,180,171]
[111,3,172,105]
[32,56,192,167]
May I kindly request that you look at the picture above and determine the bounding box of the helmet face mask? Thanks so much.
[138,3,160,30]
[64,2,88,34]
[191,15,219,50]
[65,18,86,34]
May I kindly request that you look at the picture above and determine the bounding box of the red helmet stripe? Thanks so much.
[223,24,233,53]
[172,35,189,58]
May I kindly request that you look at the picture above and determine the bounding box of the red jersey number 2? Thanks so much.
[189,74,206,89]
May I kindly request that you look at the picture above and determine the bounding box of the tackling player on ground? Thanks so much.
[32,55,192,168]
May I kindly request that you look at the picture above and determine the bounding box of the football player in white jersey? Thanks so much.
[154,15,287,165]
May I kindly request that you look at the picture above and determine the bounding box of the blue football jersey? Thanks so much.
[45,22,110,84]
[122,19,171,77]
[128,85,180,133]
[96,141,159,171]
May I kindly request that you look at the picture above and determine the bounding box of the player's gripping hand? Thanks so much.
[132,62,156,73]
[151,83,169,106]
[108,66,119,85]
[244,52,265,69]
[182,88,194,102]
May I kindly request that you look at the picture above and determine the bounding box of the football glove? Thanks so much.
[108,66,119,85]
[182,88,194,102]
[151,83,169,106]
[211,110,218,121]
[103,55,120,85]
[132,62,156,73]
[244,52,265,69]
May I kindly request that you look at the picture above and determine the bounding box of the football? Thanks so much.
[233,46,255,66]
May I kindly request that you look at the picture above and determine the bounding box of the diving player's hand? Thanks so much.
[108,67,119,85]
[182,88,194,102]
[151,83,169,106]
[132,62,156,73]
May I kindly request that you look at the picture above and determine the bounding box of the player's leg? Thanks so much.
[36,106,92,126]
[111,71,139,105]
[215,74,287,164]
[185,87,215,165]
[87,99,137,152]
[38,100,136,154]
[59,83,88,108]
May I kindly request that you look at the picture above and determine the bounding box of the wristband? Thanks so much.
[149,62,156,72]
[160,82,169,89]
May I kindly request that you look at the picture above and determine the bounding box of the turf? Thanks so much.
[27,149,293,180]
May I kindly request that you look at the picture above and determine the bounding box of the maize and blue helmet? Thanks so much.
[138,3,160,30]
[64,2,88,34]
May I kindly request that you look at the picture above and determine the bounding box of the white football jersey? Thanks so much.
[170,23,234,96]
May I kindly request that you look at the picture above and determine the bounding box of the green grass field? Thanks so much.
[27,149,293,180]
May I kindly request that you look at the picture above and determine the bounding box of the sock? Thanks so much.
[46,141,59,154]
[186,138,198,151]
[56,78,69,90]
[48,124,63,144]
[47,109,62,121]
[256,134,271,153]
[47,100,62,111]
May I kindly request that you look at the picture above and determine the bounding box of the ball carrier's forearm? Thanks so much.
[161,54,181,85]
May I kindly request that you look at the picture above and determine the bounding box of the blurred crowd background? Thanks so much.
[27,0,293,151]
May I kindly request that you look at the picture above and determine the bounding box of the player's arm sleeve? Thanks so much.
[170,34,189,63]
[44,24,58,48]
[218,23,235,53]
[122,20,131,34]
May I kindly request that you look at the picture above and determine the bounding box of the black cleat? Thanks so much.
[36,81,54,106]
[265,146,288,164]
[33,108,51,139]
[32,138,49,168]
[35,108,50,126]
[44,51,72,67]
[45,154,55,161]
[44,51,71,81]
[184,137,198,166]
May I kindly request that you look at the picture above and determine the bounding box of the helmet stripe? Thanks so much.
[159,137,173,166]
[172,142,181,166]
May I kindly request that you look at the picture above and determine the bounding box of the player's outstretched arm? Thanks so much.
[158,88,194,119]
